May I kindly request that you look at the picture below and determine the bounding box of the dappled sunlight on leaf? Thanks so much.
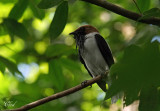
[32,18,50,32]
[34,41,48,54]
[39,62,48,74]
[81,102,93,111]
[0,38,25,57]
[43,88,54,96]
[0,3,14,18]
[0,72,19,100]
[19,6,34,20]
[0,72,10,95]
[62,23,75,36]
[0,35,11,44]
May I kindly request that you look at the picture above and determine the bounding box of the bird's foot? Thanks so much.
[81,80,88,86]
[81,80,92,88]
[100,71,109,79]
[105,70,109,75]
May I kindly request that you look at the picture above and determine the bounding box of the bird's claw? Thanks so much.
[105,70,109,75]
[81,80,92,88]
[81,80,88,86]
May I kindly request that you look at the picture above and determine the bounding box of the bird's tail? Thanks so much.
[97,73,121,103]
[97,80,107,92]
[97,77,120,103]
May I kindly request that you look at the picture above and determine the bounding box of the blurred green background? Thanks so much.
[0,0,160,111]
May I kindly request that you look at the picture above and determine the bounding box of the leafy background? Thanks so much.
[0,0,160,111]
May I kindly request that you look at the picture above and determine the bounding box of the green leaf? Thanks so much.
[137,0,150,12]
[0,61,5,74]
[29,1,45,20]
[59,58,81,74]
[143,8,160,17]
[138,8,160,21]
[139,86,160,111]
[49,59,64,91]
[0,0,16,4]
[108,42,160,107]
[3,18,29,40]
[45,44,75,57]
[0,23,8,36]
[11,94,33,108]
[38,0,63,9]
[0,56,22,75]
[49,1,68,41]
[9,0,28,20]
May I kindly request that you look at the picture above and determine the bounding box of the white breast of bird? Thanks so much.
[80,32,109,77]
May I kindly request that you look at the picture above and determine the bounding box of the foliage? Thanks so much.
[137,0,150,12]
[49,1,68,42]
[107,42,160,111]
[138,8,160,20]
[0,0,160,111]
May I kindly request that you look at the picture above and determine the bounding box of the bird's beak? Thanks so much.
[69,31,76,35]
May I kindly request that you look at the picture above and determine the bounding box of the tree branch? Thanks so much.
[81,0,160,26]
[7,75,103,111]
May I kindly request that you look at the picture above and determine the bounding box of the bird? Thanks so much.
[69,25,119,103]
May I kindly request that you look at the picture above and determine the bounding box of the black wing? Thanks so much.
[95,34,114,68]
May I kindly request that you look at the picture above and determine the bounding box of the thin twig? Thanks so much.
[132,0,142,15]
[81,0,160,26]
[7,75,104,111]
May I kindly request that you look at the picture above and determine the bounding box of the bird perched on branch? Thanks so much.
[70,25,119,103]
